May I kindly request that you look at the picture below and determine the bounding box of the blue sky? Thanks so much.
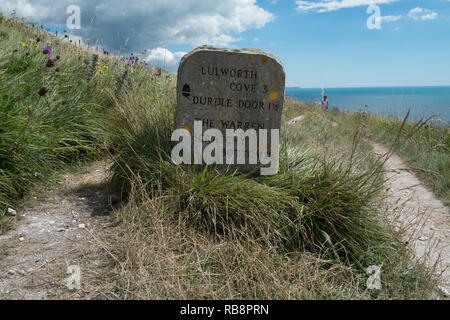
[169,0,450,88]
[2,0,449,88]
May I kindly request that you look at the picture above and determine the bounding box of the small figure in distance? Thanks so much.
[321,95,329,112]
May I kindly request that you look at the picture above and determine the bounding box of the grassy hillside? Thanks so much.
[0,15,443,299]
[0,15,145,231]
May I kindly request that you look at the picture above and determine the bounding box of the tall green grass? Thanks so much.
[0,15,126,230]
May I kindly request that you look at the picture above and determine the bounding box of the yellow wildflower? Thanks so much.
[22,43,28,47]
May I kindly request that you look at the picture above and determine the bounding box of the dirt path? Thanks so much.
[288,116,450,296]
[371,142,450,297]
[0,161,115,300]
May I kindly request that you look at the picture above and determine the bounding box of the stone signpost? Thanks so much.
[175,46,285,174]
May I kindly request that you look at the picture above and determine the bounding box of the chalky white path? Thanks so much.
[288,116,449,297]
[0,162,111,299]
[372,142,450,297]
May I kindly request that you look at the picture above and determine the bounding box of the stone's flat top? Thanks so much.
[179,46,285,72]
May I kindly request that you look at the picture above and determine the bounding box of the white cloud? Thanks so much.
[0,0,274,51]
[296,0,399,13]
[144,48,186,73]
[408,7,438,20]
[0,0,50,21]
[294,1,440,25]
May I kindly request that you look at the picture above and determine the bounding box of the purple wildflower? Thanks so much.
[41,45,53,56]
[17,94,23,100]
[46,58,56,68]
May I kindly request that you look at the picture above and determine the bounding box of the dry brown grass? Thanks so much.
[92,190,372,300]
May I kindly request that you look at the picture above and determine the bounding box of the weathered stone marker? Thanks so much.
[176,46,285,173]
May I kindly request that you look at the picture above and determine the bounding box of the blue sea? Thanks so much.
[286,86,450,122]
